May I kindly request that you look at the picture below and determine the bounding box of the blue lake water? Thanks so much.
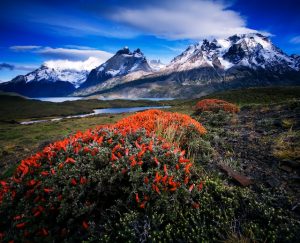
[31,97,174,103]
[21,106,171,125]
[30,97,83,102]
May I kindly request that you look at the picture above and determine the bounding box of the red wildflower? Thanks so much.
[16,223,26,229]
[112,144,121,153]
[111,153,118,161]
[71,178,77,186]
[192,202,200,209]
[130,157,137,167]
[161,175,168,185]
[41,228,48,236]
[148,140,153,152]
[82,221,89,230]
[169,187,177,192]
[189,184,194,192]
[27,179,36,187]
[179,157,190,164]
[57,194,63,201]
[152,184,160,194]
[162,143,171,149]
[83,147,91,154]
[65,157,76,164]
[144,177,149,184]
[44,188,53,193]
[197,182,204,191]
[73,146,80,154]
[184,163,193,174]
[41,171,49,176]
[80,177,87,185]
[33,211,41,217]
[154,172,162,183]
[135,193,140,203]
[125,148,129,156]
[91,148,99,156]
[139,201,146,209]
[13,215,22,221]
[163,164,168,175]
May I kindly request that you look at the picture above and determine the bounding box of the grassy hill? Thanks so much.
[0,86,299,241]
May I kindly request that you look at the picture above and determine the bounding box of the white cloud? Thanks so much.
[36,47,113,61]
[290,36,300,44]
[10,45,41,51]
[110,0,260,40]
[44,57,105,71]
[9,45,113,62]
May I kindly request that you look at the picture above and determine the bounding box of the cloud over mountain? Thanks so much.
[109,0,261,40]
[9,45,113,61]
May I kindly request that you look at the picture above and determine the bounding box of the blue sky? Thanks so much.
[0,0,300,81]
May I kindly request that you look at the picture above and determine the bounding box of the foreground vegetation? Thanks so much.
[0,86,299,242]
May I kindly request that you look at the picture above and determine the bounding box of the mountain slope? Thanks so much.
[79,47,152,90]
[292,54,300,69]
[0,57,102,97]
[89,33,300,98]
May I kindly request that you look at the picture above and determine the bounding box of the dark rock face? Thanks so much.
[223,42,249,64]
[292,54,300,69]
[80,47,152,89]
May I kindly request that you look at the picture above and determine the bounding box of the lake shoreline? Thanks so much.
[20,106,171,125]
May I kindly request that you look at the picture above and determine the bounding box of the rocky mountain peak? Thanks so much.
[80,47,152,89]
[167,33,298,72]
[116,46,130,55]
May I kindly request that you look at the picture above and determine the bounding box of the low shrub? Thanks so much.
[195,99,240,114]
[0,110,299,242]
[114,109,207,144]
[0,112,206,242]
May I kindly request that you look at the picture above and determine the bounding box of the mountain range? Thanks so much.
[1,33,300,98]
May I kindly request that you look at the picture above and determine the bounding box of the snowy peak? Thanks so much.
[81,47,152,89]
[167,33,298,72]
[94,47,152,76]
[22,57,103,88]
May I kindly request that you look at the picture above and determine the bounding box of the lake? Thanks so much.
[20,106,171,125]
[31,97,174,103]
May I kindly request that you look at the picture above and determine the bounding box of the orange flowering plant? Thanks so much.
[194,99,239,114]
[1,110,297,242]
[0,110,206,241]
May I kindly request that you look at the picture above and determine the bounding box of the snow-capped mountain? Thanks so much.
[0,57,103,97]
[80,47,152,89]
[91,33,300,98]
[167,33,298,73]
[149,60,166,71]
[20,57,101,88]
[1,34,299,98]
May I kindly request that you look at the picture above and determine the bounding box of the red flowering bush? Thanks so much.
[114,109,206,136]
[0,118,205,241]
[1,110,298,242]
[194,99,239,114]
